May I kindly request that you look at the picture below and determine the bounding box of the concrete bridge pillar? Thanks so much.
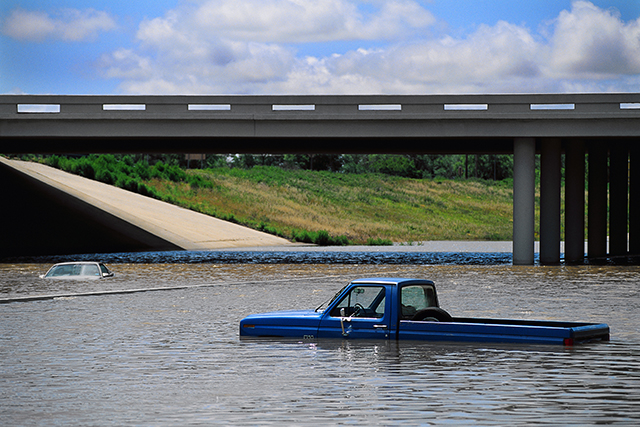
[630,146,640,255]
[588,142,608,260]
[609,144,629,257]
[540,138,562,265]
[513,137,536,265]
[564,139,585,264]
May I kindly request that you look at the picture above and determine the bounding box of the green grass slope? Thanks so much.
[146,167,514,244]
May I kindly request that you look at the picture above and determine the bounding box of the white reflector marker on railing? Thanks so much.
[17,104,60,113]
[103,104,146,111]
[188,104,231,111]
[272,105,315,111]
[358,104,402,111]
[444,104,488,111]
[530,104,575,110]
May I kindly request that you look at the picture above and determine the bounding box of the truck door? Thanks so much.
[317,285,390,339]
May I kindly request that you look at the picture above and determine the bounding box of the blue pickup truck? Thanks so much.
[240,278,610,346]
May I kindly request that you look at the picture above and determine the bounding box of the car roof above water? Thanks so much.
[51,261,101,265]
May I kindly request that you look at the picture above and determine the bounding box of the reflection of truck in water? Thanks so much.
[240,278,610,346]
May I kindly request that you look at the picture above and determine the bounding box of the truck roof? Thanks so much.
[350,278,435,286]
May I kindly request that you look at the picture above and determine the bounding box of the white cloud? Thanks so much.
[103,0,435,93]
[187,0,435,43]
[101,40,296,94]
[99,0,640,94]
[289,1,640,94]
[345,20,541,87]
[2,8,117,42]
[99,49,154,80]
[547,0,640,78]
[2,10,55,41]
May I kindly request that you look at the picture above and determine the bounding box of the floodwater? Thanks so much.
[1,251,640,426]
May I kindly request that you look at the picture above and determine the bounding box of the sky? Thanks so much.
[1,0,639,95]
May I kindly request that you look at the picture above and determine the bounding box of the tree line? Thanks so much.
[183,153,514,181]
[26,152,515,182]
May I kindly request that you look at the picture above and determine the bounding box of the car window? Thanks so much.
[401,284,437,319]
[100,264,111,275]
[82,264,101,276]
[330,286,385,318]
[47,264,73,277]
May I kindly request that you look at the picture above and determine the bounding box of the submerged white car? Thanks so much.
[41,262,114,279]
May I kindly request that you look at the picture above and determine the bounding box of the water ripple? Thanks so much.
[7,250,515,265]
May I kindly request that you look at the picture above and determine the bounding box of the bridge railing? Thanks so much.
[1,94,639,117]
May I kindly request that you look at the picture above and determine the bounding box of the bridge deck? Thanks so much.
[2,94,639,154]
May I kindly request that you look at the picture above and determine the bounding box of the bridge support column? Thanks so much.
[630,145,640,255]
[609,144,628,257]
[540,138,561,265]
[513,137,536,265]
[564,139,585,264]
[588,142,608,260]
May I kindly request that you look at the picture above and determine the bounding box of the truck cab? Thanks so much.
[316,278,445,339]
[241,278,449,340]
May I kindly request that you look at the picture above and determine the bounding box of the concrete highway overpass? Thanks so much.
[2,94,640,264]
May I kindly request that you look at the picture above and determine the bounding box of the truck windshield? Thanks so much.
[330,286,386,318]
[315,284,349,312]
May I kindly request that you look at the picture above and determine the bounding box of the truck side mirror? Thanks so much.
[339,307,349,337]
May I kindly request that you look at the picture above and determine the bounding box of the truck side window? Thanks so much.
[330,286,385,318]
[401,285,437,319]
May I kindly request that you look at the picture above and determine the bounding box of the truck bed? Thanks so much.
[399,317,610,345]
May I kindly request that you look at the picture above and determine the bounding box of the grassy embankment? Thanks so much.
[158,167,516,244]
[41,155,516,244]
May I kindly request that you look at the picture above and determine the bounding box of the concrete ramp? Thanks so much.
[0,157,293,257]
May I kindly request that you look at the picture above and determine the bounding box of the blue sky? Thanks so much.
[1,1,639,94]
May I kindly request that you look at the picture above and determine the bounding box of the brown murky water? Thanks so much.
[1,262,639,425]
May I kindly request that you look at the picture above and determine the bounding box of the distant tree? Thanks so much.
[339,154,369,174]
